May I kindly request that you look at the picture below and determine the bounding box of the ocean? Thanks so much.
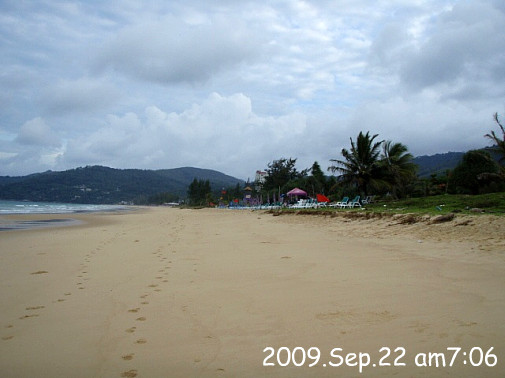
[0,200,129,231]
[0,200,127,215]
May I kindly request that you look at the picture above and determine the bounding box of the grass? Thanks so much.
[273,192,505,216]
[364,192,505,216]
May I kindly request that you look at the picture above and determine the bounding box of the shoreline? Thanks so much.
[0,206,142,232]
[1,207,504,377]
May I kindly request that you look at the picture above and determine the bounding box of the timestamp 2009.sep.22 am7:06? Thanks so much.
[263,346,498,373]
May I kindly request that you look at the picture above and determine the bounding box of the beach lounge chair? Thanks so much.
[339,197,351,208]
[330,196,349,208]
[362,195,374,205]
[347,195,361,208]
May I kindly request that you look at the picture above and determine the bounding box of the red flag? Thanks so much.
[316,194,330,203]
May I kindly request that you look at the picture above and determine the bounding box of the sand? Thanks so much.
[0,208,504,377]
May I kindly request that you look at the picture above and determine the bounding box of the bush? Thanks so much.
[448,150,503,194]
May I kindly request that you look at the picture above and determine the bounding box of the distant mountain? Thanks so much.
[413,152,465,178]
[413,147,502,178]
[0,166,244,204]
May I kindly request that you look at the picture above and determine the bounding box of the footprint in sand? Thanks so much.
[135,338,147,344]
[148,284,158,288]
[121,370,138,377]
[140,294,148,299]
[136,317,146,322]
[30,270,48,275]
[128,308,140,313]
[122,353,134,361]
[141,301,149,305]
[2,336,14,341]
[26,306,45,310]
[125,327,136,334]
[19,314,39,320]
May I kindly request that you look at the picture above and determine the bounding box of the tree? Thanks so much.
[380,140,417,198]
[303,161,328,196]
[448,150,501,194]
[187,178,212,206]
[485,112,505,164]
[328,131,385,196]
[263,158,300,192]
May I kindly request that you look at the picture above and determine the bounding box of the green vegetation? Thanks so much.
[485,112,505,164]
[448,150,504,194]
[187,179,213,206]
[364,192,505,215]
[254,110,505,214]
[327,131,417,200]
[0,166,243,205]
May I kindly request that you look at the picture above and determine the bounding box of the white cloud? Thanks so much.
[56,93,312,178]
[15,117,61,147]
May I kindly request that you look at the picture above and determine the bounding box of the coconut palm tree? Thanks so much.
[328,131,385,196]
[485,112,505,164]
[380,140,417,198]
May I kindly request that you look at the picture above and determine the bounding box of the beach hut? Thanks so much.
[243,186,253,206]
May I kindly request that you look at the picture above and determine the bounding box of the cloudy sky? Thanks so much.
[1,0,504,180]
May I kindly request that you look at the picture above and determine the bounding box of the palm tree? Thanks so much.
[380,141,417,198]
[485,112,505,164]
[328,131,384,196]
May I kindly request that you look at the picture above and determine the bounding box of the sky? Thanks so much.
[1,0,505,180]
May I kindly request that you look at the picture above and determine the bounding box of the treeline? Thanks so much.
[259,132,418,201]
[185,111,505,206]
[174,110,505,207]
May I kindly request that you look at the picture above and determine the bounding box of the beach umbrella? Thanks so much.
[287,187,307,196]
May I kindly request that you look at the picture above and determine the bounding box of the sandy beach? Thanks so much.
[1,207,504,377]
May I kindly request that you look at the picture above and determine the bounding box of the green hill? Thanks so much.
[0,166,244,204]
[413,147,502,178]
[413,152,465,178]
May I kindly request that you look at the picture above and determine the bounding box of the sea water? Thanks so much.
[0,200,127,214]
[0,200,129,231]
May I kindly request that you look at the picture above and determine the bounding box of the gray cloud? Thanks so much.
[93,15,261,85]
[39,78,121,115]
[399,1,505,92]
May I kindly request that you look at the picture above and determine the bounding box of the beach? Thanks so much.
[0,208,504,377]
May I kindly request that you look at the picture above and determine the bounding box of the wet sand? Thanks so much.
[0,208,504,377]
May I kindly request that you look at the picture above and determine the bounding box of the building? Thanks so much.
[254,170,267,191]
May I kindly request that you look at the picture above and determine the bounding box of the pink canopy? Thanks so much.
[287,187,307,196]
